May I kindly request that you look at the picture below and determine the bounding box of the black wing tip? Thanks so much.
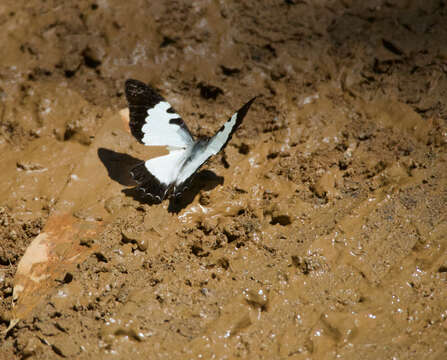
[125,78,146,87]
[125,79,146,105]
[247,96,257,106]
[231,96,256,128]
[229,96,256,132]
[124,79,164,106]
[125,79,147,96]
[244,96,257,107]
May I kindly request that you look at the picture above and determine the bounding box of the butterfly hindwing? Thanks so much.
[125,79,194,148]
[130,149,189,201]
[130,162,169,201]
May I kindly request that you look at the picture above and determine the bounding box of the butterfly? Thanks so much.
[124,79,255,202]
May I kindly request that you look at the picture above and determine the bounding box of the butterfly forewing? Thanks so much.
[125,79,194,148]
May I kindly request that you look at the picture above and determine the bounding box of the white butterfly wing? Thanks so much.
[141,101,193,149]
[125,79,194,149]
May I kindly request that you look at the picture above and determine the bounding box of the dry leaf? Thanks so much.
[8,111,128,333]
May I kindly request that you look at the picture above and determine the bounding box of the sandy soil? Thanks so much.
[1,0,447,359]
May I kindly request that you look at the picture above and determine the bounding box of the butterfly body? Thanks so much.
[125,79,255,202]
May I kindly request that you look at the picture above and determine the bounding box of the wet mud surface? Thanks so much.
[1,0,447,359]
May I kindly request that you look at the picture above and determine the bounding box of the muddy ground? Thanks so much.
[1,0,447,359]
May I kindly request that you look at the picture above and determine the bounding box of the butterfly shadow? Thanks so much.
[97,147,224,212]
[98,147,141,186]
[166,170,224,213]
